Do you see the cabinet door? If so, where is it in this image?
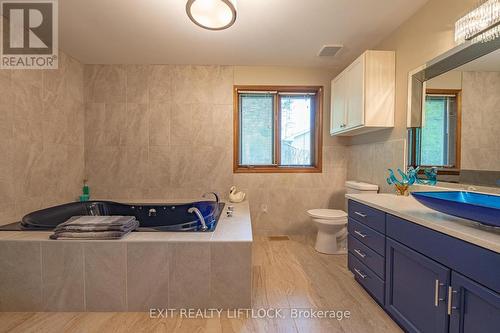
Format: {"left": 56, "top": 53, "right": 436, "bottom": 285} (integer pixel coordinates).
{"left": 346, "top": 56, "right": 364, "bottom": 129}
{"left": 330, "top": 74, "right": 347, "bottom": 134}
{"left": 386, "top": 238, "right": 450, "bottom": 333}
{"left": 449, "top": 271, "right": 500, "bottom": 333}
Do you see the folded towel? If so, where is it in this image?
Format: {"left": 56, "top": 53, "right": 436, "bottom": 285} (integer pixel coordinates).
{"left": 50, "top": 230, "right": 133, "bottom": 240}
{"left": 50, "top": 215, "right": 139, "bottom": 240}
{"left": 56, "top": 216, "right": 137, "bottom": 228}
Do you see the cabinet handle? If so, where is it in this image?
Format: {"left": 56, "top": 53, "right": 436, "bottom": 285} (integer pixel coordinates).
{"left": 447, "top": 286, "right": 452, "bottom": 315}
{"left": 354, "top": 211, "right": 367, "bottom": 218}
{"left": 353, "top": 249, "right": 366, "bottom": 258}
{"left": 354, "top": 230, "right": 367, "bottom": 238}
{"left": 447, "top": 286, "right": 459, "bottom": 315}
{"left": 434, "top": 280, "right": 445, "bottom": 307}
{"left": 354, "top": 268, "right": 367, "bottom": 279}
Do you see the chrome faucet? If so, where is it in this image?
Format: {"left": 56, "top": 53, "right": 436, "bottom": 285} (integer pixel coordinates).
{"left": 188, "top": 207, "right": 208, "bottom": 231}
{"left": 202, "top": 191, "right": 220, "bottom": 204}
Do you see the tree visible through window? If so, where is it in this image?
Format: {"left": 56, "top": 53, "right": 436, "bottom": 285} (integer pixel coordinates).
{"left": 234, "top": 86, "right": 322, "bottom": 173}
{"left": 280, "top": 95, "right": 312, "bottom": 166}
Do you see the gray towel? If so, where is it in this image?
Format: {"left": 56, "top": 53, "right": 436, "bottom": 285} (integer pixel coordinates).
{"left": 50, "top": 215, "right": 139, "bottom": 240}
{"left": 56, "top": 216, "right": 137, "bottom": 228}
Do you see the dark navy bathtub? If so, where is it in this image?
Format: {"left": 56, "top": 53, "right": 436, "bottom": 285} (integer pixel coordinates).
{"left": 3, "top": 200, "right": 224, "bottom": 232}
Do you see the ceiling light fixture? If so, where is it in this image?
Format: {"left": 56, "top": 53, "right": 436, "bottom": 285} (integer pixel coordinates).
{"left": 455, "top": 0, "right": 500, "bottom": 43}
{"left": 186, "top": 0, "right": 237, "bottom": 31}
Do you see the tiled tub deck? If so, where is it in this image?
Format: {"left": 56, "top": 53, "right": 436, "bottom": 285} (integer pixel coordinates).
{"left": 0, "top": 201, "right": 252, "bottom": 312}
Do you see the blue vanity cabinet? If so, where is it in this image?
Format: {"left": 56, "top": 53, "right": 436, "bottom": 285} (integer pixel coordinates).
{"left": 386, "top": 214, "right": 500, "bottom": 333}
{"left": 385, "top": 238, "right": 450, "bottom": 333}
{"left": 347, "top": 199, "right": 500, "bottom": 333}
{"left": 347, "top": 200, "right": 387, "bottom": 305}
{"left": 449, "top": 272, "right": 500, "bottom": 333}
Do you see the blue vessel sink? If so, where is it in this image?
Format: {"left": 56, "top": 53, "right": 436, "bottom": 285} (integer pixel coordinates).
{"left": 411, "top": 191, "right": 500, "bottom": 227}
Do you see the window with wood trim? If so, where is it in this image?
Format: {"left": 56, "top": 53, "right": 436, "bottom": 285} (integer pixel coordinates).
{"left": 233, "top": 86, "right": 323, "bottom": 173}
{"left": 408, "top": 89, "right": 461, "bottom": 175}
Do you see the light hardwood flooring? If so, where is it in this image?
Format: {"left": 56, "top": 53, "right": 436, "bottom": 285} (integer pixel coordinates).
{"left": 0, "top": 236, "right": 402, "bottom": 333}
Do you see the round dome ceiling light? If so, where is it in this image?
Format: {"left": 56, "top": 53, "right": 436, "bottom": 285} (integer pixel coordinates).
{"left": 186, "top": 0, "right": 237, "bottom": 31}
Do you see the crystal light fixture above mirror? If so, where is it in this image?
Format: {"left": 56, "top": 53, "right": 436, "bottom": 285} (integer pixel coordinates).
{"left": 186, "top": 0, "right": 237, "bottom": 31}
{"left": 455, "top": 0, "right": 500, "bottom": 43}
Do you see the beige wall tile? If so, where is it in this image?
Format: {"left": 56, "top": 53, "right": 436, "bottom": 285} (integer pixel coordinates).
{"left": 41, "top": 242, "right": 85, "bottom": 311}
{"left": 149, "top": 103, "right": 171, "bottom": 146}
{"left": 0, "top": 71, "right": 13, "bottom": 142}
{"left": 84, "top": 65, "right": 126, "bottom": 103}
{"left": 461, "top": 72, "right": 500, "bottom": 171}
{"left": 210, "top": 242, "right": 251, "bottom": 309}
{"left": 149, "top": 65, "right": 173, "bottom": 103}
{"left": 121, "top": 103, "right": 149, "bottom": 147}
{"left": 84, "top": 243, "right": 127, "bottom": 311}
{"left": 127, "top": 243, "right": 169, "bottom": 311}
{"left": 0, "top": 241, "right": 42, "bottom": 311}
{"left": 126, "top": 65, "right": 151, "bottom": 104}
{"left": 169, "top": 242, "right": 210, "bottom": 308}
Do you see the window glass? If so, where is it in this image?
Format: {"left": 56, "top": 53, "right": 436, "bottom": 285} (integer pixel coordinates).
{"left": 239, "top": 94, "right": 274, "bottom": 165}
{"left": 421, "top": 95, "right": 458, "bottom": 167}
{"left": 280, "top": 95, "right": 313, "bottom": 166}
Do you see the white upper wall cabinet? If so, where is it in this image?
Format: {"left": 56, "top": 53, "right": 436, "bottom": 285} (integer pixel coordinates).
{"left": 330, "top": 50, "right": 395, "bottom": 136}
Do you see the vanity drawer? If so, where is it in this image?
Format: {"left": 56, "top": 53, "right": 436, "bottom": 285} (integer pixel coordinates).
{"left": 348, "top": 253, "right": 385, "bottom": 305}
{"left": 348, "top": 235, "right": 385, "bottom": 279}
{"left": 348, "top": 200, "right": 386, "bottom": 233}
{"left": 348, "top": 218, "right": 385, "bottom": 256}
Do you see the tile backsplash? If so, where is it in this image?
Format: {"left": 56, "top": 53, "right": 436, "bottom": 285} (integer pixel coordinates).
{"left": 347, "top": 138, "right": 406, "bottom": 194}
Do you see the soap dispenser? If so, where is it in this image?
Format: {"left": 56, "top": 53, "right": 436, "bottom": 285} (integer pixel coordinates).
{"left": 79, "top": 179, "right": 90, "bottom": 202}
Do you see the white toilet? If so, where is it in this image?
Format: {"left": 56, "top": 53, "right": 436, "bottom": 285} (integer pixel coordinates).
{"left": 307, "top": 181, "right": 379, "bottom": 254}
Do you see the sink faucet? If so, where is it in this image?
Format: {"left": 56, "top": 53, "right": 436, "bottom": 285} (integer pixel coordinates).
{"left": 188, "top": 207, "right": 208, "bottom": 231}
{"left": 202, "top": 191, "right": 219, "bottom": 204}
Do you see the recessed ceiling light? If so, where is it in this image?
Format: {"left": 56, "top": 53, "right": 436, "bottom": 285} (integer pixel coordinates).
{"left": 186, "top": 0, "right": 237, "bottom": 31}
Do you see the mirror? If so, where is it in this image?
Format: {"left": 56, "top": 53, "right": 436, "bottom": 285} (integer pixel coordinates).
{"left": 407, "top": 38, "right": 500, "bottom": 187}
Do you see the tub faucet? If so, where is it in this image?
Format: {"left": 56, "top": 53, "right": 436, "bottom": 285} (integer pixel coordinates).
{"left": 188, "top": 207, "right": 208, "bottom": 231}
{"left": 202, "top": 191, "right": 219, "bottom": 204}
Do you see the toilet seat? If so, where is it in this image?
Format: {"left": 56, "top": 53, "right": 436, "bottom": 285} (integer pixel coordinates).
{"left": 307, "top": 209, "right": 347, "bottom": 220}
{"left": 313, "top": 218, "right": 347, "bottom": 226}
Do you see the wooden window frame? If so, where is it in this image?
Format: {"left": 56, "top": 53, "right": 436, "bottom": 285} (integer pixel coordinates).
{"left": 417, "top": 89, "right": 462, "bottom": 175}
{"left": 233, "top": 85, "right": 323, "bottom": 173}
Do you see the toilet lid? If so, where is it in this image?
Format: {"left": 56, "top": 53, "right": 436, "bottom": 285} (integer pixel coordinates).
{"left": 307, "top": 209, "right": 347, "bottom": 220}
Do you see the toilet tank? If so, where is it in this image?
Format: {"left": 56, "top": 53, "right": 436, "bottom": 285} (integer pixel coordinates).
{"left": 345, "top": 181, "right": 379, "bottom": 194}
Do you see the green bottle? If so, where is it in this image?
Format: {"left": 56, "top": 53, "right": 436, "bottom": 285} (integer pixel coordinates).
{"left": 80, "top": 179, "right": 90, "bottom": 202}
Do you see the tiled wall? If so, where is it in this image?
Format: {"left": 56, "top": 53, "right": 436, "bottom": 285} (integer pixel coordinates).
{"left": 0, "top": 239, "right": 251, "bottom": 311}
{"left": 0, "top": 53, "right": 85, "bottom": 226}
{"left": 461, "top": 72, "right": 500, "bottom": 172}
{"left": 347, "top": 139, "right": 405, "bottom": 194}
{"left": 84, "top": 65, "right": 347, "bottom": 235}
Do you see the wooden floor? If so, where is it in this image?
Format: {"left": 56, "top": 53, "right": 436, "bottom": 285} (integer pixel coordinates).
{"left": 0, "top": 236, "right": 402, "bottom": 333}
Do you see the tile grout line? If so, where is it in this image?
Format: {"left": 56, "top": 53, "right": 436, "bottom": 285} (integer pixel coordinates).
{"left": 39, "top": 241, "right": 43, "bottom": 310}
{"left": 125, "top": 243, "right": 128, "bottom": 311}
{"left": 82, "top": 243, "right": 86, "bottom": 311}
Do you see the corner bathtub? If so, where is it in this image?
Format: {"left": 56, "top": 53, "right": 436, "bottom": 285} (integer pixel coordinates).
{"left": 8, "top": 200, "right": 225, "bottom": 232}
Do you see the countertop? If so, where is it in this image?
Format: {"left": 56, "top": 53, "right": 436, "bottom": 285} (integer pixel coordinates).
{"left": 0, "top": 200, "right": 252, "bottom": 243}
{"left": 346, "top": 193, "right": 500, "bottom": 254}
